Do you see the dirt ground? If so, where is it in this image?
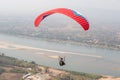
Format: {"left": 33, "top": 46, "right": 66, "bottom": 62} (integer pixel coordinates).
{"left": 0, "top": 73, "right": 23, "bottom": 80}
{"left": 99, "top": 76, "right": 120, "bottom": 80}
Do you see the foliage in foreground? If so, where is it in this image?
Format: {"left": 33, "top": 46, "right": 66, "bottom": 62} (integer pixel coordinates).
{"left": 0, "top": 54, "right": 36, "bottom": 68}
{"left": 0, "top": 68, "right": 5, "bottom": 74}
{"left": 0, "top": 53, "right": 102, "bottom": 80}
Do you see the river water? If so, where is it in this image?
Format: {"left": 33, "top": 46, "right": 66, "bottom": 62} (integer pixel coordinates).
{"left": 0, "top": 34, "right": 120, "bottom": 76}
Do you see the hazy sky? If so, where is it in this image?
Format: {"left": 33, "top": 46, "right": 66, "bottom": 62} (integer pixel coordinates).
{"left": 0, "top": 0, "right": 120, "bottom": 24}
{"left": 0, "top": 0, "right": 119, "bottom": 13}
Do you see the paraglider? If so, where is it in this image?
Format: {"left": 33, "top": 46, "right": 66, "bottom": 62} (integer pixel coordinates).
{"left": 58, "top": 56, "right": 65, "bottom": 66}
{"left": 34, "top": 8, "right": 90, "bottom": 66}
{"left": 34, "top": 8, "right": 89, "bottom": 30}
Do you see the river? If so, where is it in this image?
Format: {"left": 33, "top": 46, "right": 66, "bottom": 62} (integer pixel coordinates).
{"left": 0, "top": 34, "right": 120, "bottom": 76}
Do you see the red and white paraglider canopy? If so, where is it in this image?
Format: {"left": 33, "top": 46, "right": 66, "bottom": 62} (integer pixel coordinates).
{"left": 34, "top": 8, "right": 89, "bottom": 30}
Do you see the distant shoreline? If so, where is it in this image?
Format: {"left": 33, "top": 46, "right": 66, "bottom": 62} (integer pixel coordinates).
{"left": 42, "top": 38, "right": 120, "bottom": 50}
{"left": 0, "top": 41, "right": 103, "bottom": 58}
{"left": 0, "top": 33, "right": 119, "bottom": 51}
